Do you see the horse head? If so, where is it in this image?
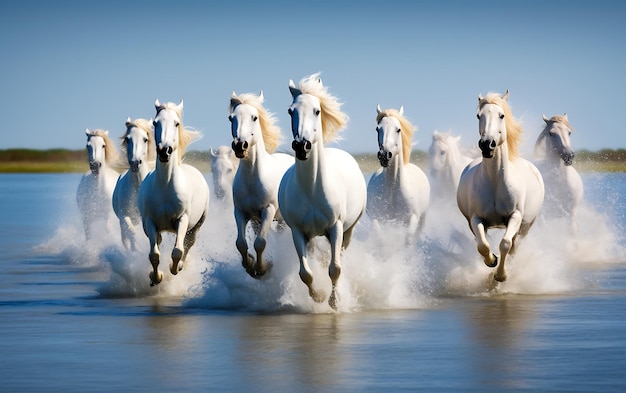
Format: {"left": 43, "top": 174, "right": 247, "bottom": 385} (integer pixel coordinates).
{"left": 477, "top": 90, "right": 510, "bottom": 158}
{"left": 375, "top": 104, "right": 406, "bottom": 168}
{"left": 541, "top": 114, "right": 575, "bottom": 166}
{"left": 85, "top": 128, "right": 108, "bottom": 175}
{"left": 288, "top": 79, "right": 323, "bottom": 161}
{"left": 229, "top": 91, "right": 265, "bottom": 159}
{"left": 124, "top": 118, "right": 152, "bottom": 172}
{"left": 153, "top": 99, "right": 183, "bottom": 163}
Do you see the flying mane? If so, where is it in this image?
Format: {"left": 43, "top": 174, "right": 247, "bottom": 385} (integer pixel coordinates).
{"left": 119, "top": 117, "right": 156, "bottom": 170}
{"left": 376, "top": 108, "right": 415, "bottom": 165}
{"left": 229, "top": 92, "right": 282, "bottom": 153}
{"left": 296, "top": 72, "right": 348, "bottom": 144}
{"left": 155, "top": 101, "right": 201, "bottom": 163}
{"left": 86, "top": 128, "right": 120, "bottom": 165}
{"left": 477, "top": 92, "right": 522, "bottom": 160}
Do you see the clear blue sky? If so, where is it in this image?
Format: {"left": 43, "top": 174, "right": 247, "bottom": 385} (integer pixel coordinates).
{"left": 1, "top": 0, "right": 625, "bottom": 154}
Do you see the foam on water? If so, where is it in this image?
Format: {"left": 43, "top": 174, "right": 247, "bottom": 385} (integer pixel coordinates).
{"left": 35, "top": 176, "right": 625, "bottom": 313}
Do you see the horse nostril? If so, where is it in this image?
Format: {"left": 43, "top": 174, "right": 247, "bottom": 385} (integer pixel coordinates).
{"left": 305, "top": 140, "right": 311, "bottom": 150}
{"left": 167, "top": 146, "right": 173, "bottom": 155}
{"left": 243, "top": 141, "right": 249, "bottom": 149}
{"left": 490, "top": 140, "right": 497, "bottom": 148}
{"left": 387, "top": 152, "right": 392, "bottom": 159}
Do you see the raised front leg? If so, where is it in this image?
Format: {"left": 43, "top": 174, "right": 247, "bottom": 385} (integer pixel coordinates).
{"left": 234, "top": 208, "right": 255, "bottom": 277}
{"left": 143, "top": 218, "right": 163, "bottom": 286}
{"left": 327, "top": 220, "right": 344, "bottom": 310}
{"left": 470, "top": 215, "right": 497, "bottom": 268}
{"left": 496, "top": 210, "right": 522, "bottom": 282}
{"left": 292, "top": 229, "right": 325, "bottom": 303}
{"left": 253, "top": 205, "right": 277, "bottom": 277}
{"left": 171, "top": 213, "right": 189, "bottom": 275}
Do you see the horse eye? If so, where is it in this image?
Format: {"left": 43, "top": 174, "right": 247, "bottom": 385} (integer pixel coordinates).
{"left": 499, "top": 113, "right": 505, "bottom": 119}
{"left": 315, "top": 109, "right": 321, "bottom": 116}
{"left": 287, "top": 108, "right": 293, "bottom": 116}
{"left": 396, "top": 128, "right": 401, "bottom": 133}
{"left": 175, "top": 121, "right": 180, "bottom": 127}
{"left": 252, "top": 115, "right": 258, "bottom": 122}
{"left": 143, "top": 137, "right": 148, "bottom": 143}
{"left": 228, "top": 115, "right": 233, "bottom": 122}
{"left": 476, "top": 114, "right": 480, "bottom": 120}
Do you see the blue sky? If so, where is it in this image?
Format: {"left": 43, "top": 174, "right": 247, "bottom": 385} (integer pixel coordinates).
{"left": 1, "top": 0, "right": 625, "bottom": 155}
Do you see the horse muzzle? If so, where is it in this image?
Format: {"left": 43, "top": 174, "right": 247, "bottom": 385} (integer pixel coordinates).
{"left": 377, "top": 150, "right": 392, "bottom": 167}
{"left": 157, "top": 146, "right": 173, "bottom": 162}
{"left": 232, "top": 141, "right": 249, "bottom": 159}
{"left": 89, "top": 161, "right": 101, "bottom": 175}
{"left": 129, "top": 160, "right": 141, "bottom": 172}
{"left": 561, "top": 151, "right": 575, "bottom": 166}
{"left": 478, "top": 139, "right": 497, "bottom": 158}
{"left": 292, "top": 139, "right": 312, "bottom": 161}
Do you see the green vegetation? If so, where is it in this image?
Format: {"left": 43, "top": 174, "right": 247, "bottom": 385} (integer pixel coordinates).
{"left": 0, "top": 148, "right": 625, "bottom": 173}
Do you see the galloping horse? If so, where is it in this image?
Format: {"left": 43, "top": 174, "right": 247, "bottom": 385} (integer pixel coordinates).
{"left": 534, "top": 113, "right": 583, "bottom": 233}
{"left": 112, "top": 118, "right": 155, "bottom": 251}
{"left": 278, "top": 73, "right": 367, "bottom": 309}
{"left": 229, "top": 91, "right": 294, "bottom": 278}
{"left": 137, "top": 100, "right": 210, "bottom": 286}
{"left": 428, "top": 130, "right": 475, "bottom": 202}
{"left": 76, "top": 128, "right": 120, "bottom": 241}
{"left": 457, "top": 91, "right": 544, "bottom": 282}
{"left": 367, "top": 105, "right": 430, "bottom": 243}
{"left": 209, "top": 145, "right": 239, "bottom": 203}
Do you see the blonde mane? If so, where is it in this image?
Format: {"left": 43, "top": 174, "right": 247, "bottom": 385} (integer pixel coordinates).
{"left": 376, "top": 108, "right": 416, "bottom": 165}
{"left": 86, "top": 128, "right": 120, "bottom": 165}
{"left": 478, "top": 92, "right": 522, "bottom": 160}
{"left": 119, "top": 118, "right": 156, "bottom": 170}
{"left": 296, "top": 73, "right": 348, "bottom": 144}
{"left": 229, "top": 92, "right": 282, "bottom": 153}
{"left": 156, "top": 101, "right": 201, "bottom": 163}
{"left": 545, "top": 114, "right": 573, "bottom": 131}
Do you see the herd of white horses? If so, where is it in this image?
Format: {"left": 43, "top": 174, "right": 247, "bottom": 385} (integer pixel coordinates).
{"left": 76, "top": 73, "right": 583, "bottom": 309}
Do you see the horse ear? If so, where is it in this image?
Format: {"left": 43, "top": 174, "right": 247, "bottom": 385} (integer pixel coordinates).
{"left": 503, "top": 90, "right": 510, "bottom": 101}
{"left": 259, "top": 90, "right": 264, "bottom": 102}
{"left": 125, "top": 117, "right": 132, "bottom": 127}
{"left": 542, "top": 114, "right": 550, "bottom": 124}
{"left": 178, "top": 100, "right": 184, "bottom": 111}
{"left": 289, "top": 80, "right": 301, "bottom": 98}
{"left": 155, "top": 99, "right": 161, "bottom": 108}
{"left": 85, "top": 128, "right": 91, "bottom": 135}
{"left": 478, "top": 94, "right": 483, "bottom": 102}
{"left": 454, "top": 135, "right": 462, "bottom": 143}
{"left": 376, "top": 104, "right": 382, "bottom": 115}
{"left": 563, "top": 112, "right": 568, "bottom": 119}
{"left": 210, "top": 147, "right": 217, "bottom": 157}
{"left": 399, "top": 105, "right": 404, "bottom": 116}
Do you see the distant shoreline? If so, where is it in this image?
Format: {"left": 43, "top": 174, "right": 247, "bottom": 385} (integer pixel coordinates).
{"left": 0, "top": 148, "right": 624, "bottom": 173}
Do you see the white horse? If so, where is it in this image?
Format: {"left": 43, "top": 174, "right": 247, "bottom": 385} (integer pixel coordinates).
{"left": 278, "top": 73, "right": 367, "bottom": 309}
{"left": 457, "top": 91, "right": 544, "bottom": 282}
{"left": 112, "top": 118, "right": 155, "bottom": 251}
{"left": 229, "top": 91, "right": 294, "bottom": 278}
{"left": 367, "top": 105, "right": 430, "bottom": 243}
{"left": 137, "top": 100, "right": 210, "bottom": 286}
{"left": 428, "top": 130, "right": 475, "bottom": 202}
{"left": 76, "top": 129, "right": 120, "bottom": 241}
{"left": 534, "top": 113, "right": 584, "bottom": 233}
{"left": 209, "top": 145, "right": 239, "bottom": 203}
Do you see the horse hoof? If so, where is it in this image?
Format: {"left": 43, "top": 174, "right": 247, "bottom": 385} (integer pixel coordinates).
{"left": 485, "top": 254, "right": 498, "bottom": 268}
{"left": 494, "top": 272, "right": 507, "bottom": 282}
{"left": 310, "top": 289, "right": 326, "bottom": 303}
{"left": 328, "top": 292, "right": 338, "bottom": 310}
{"left": 252, "top": 262, "right": 273, "bottom": 279}
{"left": 149, "top": 270, "right": 163, "bottom": 286}
{"left": 170, "top": 262, "right": 183, "bottom": 275}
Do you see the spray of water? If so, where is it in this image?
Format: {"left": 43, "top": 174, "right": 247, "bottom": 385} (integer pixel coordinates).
{"left": 36, "top": 175, "right": 625, "bottom": 313}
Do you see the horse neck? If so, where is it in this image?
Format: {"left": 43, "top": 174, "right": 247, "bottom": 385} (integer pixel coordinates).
{"left": 133, "top": 163, "right": 151, "bottom": 184}
{"left": 240, "top": 138, "right": 271, "bottom": 174}
{"left": 383, "top": 151, "right": 405, "bottom": 185}
{"left": 482, "top": 142, "right": 513, "bottom": 182}
{"left": 545, "top": 146, "right": 567, "bottom": 169}
{"left": 294, "top": 140, "right": 327, "bottom": 192}
{"left": 154, "top": 151, "right": 181, "bottom": 184}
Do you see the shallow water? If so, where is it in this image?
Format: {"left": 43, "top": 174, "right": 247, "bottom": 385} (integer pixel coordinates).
{"left": 1, "top": 172, "right": 625, "bottom": 392}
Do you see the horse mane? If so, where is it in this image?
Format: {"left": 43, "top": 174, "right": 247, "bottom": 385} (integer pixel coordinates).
{"left": 229, "top": 92, "right": 282, "bottom": 153}
{"left": 86, "top": 128, "right": 120, "bottom": 165}
{"left": 156, "top": 101, "right": 201, "bottom": 163}
{"left": 377, "top": 108, "right": 416, "bottom": 165}
{"left": 546, "top": 114, "right": 573, "bottom": 131}
{"left": 296, "top": 72, "right": 348, "bottom": 144}
{"left": 119, "top": 118, "right": 156, "bottom": 170}
{"left": 478, "top": 92, "right": 522, "bottom": 160}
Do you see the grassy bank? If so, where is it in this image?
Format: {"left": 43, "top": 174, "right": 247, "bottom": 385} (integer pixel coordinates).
{"left": 1, "top": 148, "right": 625, "bottom": 173}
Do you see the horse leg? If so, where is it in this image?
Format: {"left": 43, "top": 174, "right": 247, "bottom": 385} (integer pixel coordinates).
{"left": 182, "top": 211, "right": 206, "bottom": 262}
{"left": 253, "top": 205, "right": 276, "bottom": 277}
{"left": 328, "top": 221, "right": 344, "bottom": 310}
{"left": 470, "top": 215, "right": 497, "bottom": 267}
{"left": 120, "top": 217, "right": 134, "bottom": 251}
{"left": 171, "top": 213, "right": 189, "bottom": 275}
{"left": 496, "top": 210, "right": 522, "bottom": 282}
{"left": 235, "top": 209, "right": 255, "bottom": 277}
{"left": 293, "top": 229, "right": 325, "bottom": 303}
{"left": 144, "top": 219, "right": 163, "bottom": 286}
